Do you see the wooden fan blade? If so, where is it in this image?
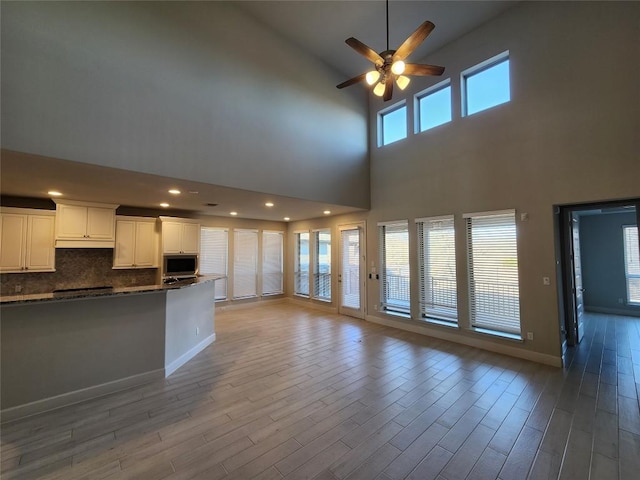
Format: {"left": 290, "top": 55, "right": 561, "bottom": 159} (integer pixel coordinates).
{"left": 394, "top": 21, "right": 435, "bottom": 61}
{"left": 383, "top": 79, "right": 393, "bottom": 102}
{"left": 404, "top": 64, "right": 445, "bottom": 76}
{"left": 346, "top": 37, "right": 384, "bottom": 66}
{"left": 336, "top": 73, "right": 367, "bottom": 89}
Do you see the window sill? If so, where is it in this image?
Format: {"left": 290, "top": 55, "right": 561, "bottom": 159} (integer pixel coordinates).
{"left": 382, "top": 309, "right": 411, "bottom": 319}
{"left": 312, "top": 297, "right": 332, "bottom": 303}
{"left": 472, "top": 327, "right": 522, "bottom": 342}
{"left": 294, "top": 294, "right": 310, "bottom": 299}
{"left": 421, "top": 317, "right": 459, "bottom": 329}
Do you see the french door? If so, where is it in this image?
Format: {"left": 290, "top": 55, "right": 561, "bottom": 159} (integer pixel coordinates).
{"left": 338, "top": 223, "right": 366, "bottom": 318}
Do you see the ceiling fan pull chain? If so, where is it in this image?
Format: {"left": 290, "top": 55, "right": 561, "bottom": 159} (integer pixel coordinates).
{"left": 386, "top": 0, "right": 389, "bottom": 52}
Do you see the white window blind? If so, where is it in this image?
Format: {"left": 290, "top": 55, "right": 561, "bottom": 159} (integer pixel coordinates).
{"left": 262, "top": 231, "right": 283, "bottom": 296}
{"left": 233, "top": 229, "right": 258, "bottom": 299}
{"left": 295, "top": 232, "right": 310, "bottom": 296}
{"left": 417, "top": 216, "right": 457, "bottom": 323}
{"left": 379, "top": 221, "right": 410, "bottom": 315}
{"left": 465, "top": 210, "right": 521, "bottom": 335}
{"left": 623, "top": 225, "right": 640, "bottom": 305}
{"left": 200, "top": 227, "right": 228, "bottom": 300}
{"left": 341, "top": 228, "right": 361, "bottom": 310}
{"left": 313, "top": 230, "right": 331, "bottom": 301}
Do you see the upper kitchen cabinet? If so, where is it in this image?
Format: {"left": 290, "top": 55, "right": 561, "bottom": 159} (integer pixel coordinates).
{"left": 160, "top": 217, "right": 200, "bottom": 254}
{"left": 0, "top": 208, "right": 55, "bottom": 273}
{"left": 113, "top": 216, "right": 158, "bottom": 269}
{"left": 54, "top": 200, "right": 119, "bottom": 248}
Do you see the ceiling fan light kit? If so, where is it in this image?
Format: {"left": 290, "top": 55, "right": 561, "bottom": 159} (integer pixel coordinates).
{"left": 337, "top": 0, "right": 444, "bottom": 101}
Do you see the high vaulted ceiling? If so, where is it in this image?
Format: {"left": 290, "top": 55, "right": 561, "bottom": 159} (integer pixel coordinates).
{"left": 237, "top": 1, "right": 517, "bottom": 79}
{"left": 1, "top": 1, "right": 517, "bottom": 221}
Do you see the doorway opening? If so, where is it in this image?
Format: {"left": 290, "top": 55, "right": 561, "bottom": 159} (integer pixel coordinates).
{"left": 555, "top": 198, "right": 640, "bottom": 366}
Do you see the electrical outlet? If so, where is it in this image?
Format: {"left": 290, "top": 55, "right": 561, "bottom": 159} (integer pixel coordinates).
{"left": 527, "top": 332, "right": 534, "bottom": 341}
{"left": 15, "top": 285, "right": 22, "bottom": 293}
{"left": 374, "top": 304, "right": 378, "bottom": 311}
{"left": 542, "top": 277, "right": 550, "bottom": 286}
{"left": 618, "top": 298, "right": 624, "bottom": 304}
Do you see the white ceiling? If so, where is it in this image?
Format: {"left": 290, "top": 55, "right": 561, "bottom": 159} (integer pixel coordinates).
{"left": 1, "top": 1, "right": 518, "bottom": 221}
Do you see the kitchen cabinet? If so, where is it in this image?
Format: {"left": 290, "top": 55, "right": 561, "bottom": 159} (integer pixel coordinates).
{"left": 54, "top": 201, "right": 118, "bottom": 248}
{"left": 161, "top": 219, "right": 200, "bottom": 254}
{"left": 113, "top": 217, "right": 158, "bottom": 269}
{"left": 0, "top": 208, "right": 55, "bottom": 273}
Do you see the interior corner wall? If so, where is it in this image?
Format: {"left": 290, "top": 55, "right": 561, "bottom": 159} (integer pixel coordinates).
{"left": 580, "top": 212, "right": 640, "bottom": 317}
{"left": 0, "top": 1, "right": 369, "bottom": 209}
{"left": 365, "top": 1, "right": 640, "bottom": 360}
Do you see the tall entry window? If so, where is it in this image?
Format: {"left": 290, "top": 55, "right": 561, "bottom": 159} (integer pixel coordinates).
{"left": 313, "top": 230, "right": 331, "bottom": 301}
{"left": 624, "top": 225, "right": 640, "bottom": 305}
{"left": 262, "top": 231, "right": 283, "bottom": 296}
{"left": 294, "top": 231, "right": 310, "bottom": 296}
{"left": 465, "top": 210, "right": 521, "bottom": 336}
{"left": 379, "top": 221, "right": 410, "bottom": 315}
{"left": 200, "top": 227, "right": 228, "bottom": 301}
{"left": 417, "top": 216, "right": 457, "bottom": 324}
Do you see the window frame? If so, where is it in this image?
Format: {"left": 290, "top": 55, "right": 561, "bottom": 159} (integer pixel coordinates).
{"left": 232, "top": 228, "right": 259, "bottom": 300}
{"left": 414, "top": 79, "right": 452, "bottom": 134}
{"left": 378, "top": 220, "right": 411, "bottom": 317}
{"left": 416, "top": 215, "right": 458, "bottom": 326}
{"left": 623, "top": 225, "right": 640, "bottom": 306}
{"left": 199, "top": 227, "right": 228, "bottom": 301}
{"left": 312, "top": 229, "right": 332, "bottom": 302}
{"left": 378, "top": 100, "right": 408, "bottom": 147}
{"left": 262, "top": 230, "right": 284, "bottom": 296}
{"left": 461, "top": 50, "right": 510, "bottom": 117}
{"left": 464, "top": 209, "right": 521, "bottom": 339}
{"left": 294, "top": 230, "right": 310, "bottom": 297}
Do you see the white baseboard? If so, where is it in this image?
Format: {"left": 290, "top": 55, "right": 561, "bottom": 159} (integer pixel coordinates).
{"left": 286, "top": 297, "right": 338, "bottom": 314}
{"left": 217, "top": 297, "right": 287, "bottom": 312}
{"left": 365, "top": 314, "right": 562, "bottom": 368}
{"left": 165, "top": 333, "right": 216, "bottom": 377}
{"left": 0, "top": 369, "right": 165, "bottom": 423}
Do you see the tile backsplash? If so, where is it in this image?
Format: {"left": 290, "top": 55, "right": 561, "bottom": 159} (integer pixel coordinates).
{"left": 0, "top": 249, "right": 157, "bottom": 296}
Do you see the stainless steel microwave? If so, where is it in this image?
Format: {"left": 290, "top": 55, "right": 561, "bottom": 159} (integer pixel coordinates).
{"left": 163, "top": 254, "right": 198, "bottom": 278}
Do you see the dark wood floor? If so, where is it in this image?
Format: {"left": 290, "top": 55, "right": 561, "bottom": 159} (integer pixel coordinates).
{"left": 1, "top": 303, "right": 640, "bottom": 480}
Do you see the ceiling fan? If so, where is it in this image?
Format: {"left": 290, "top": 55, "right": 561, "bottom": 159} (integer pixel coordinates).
{"left": 337, "top": 0, "right": 445, "bottom": 101}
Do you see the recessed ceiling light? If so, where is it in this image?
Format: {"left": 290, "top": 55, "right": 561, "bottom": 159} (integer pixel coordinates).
{"left": 168, "top": 189, "right": 181, "bottom": 195}
{"left": 48, "top": 190, "right": 63, "bottom": 196}
{"left": 265, "top": 202, "right": 274, "bottom": 207}
{"left": 284, "top": 217, "right": 290, "bottom": 221}
{"left": 188, "top": 191, "right": 199, "bottom": 194}
{"left": 323, "top": 210, "right": 331, "bottom": 215}
{"left": 160, "top": 203, "right": 170, "bottom": 208}
{"left": 230, "top": 211, "right": 238, "bottom": 216}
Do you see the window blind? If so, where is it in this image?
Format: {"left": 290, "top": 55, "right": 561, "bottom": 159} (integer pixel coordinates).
{"left": 233, "top": 229, "right": 258, "bottom": 299}
{"left": 417, "top": 216, "right": 457, "bottom": 323}
{"left": 200, "top": 227, "right": 228, "bottom": 300}
{"left": 294, "top": 232, "right": 310, "bottom": 296}
{"left": 262, "top": 231, "right": 283, "bottom": 296}
{"left": 465, "top": 210, "right": 521, "bottom": 335}
{"left": 313, "top": 230, "right": 331, "bottom": 301}
{"left": 623, "top": 225, "right": 640, "bottom": 304}
{"left": 379, "top": 221, "right": 410, "bottom": 315}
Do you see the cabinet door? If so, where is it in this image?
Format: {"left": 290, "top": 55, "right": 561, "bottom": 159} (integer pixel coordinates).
{"left": 162, "top": 222, "right": 183, "bottom": 254}
{"left": 181, "top": 223, "right": 200, "bottom": 254}
{"left": 0, "top": 214, "right": 27, "bottom": 272}
{"left": 56, "top": 204, "right": 87, "bottom": 239}
{"left": 86, "top": 207, "right": 115, "bottom": 240}
{"left": 114, "top": 220, "right": 136, "bottom": 267}
{"left": 134, "top": 221, "right": 157, "bottom": 267}
{"left": 25, "top": 215, "right": 55, "bottom": 272}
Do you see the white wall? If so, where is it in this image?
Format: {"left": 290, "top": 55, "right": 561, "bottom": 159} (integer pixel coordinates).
{"left": 365, "top": 1, "right": 640, "bottom": 360}
{"left": 0, "top": 1, "right": 369, "bottom": 208}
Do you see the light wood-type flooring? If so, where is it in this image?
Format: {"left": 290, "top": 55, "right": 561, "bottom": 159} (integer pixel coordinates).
{"left": 2, "top": 303, "right": 640, "bottom": 480}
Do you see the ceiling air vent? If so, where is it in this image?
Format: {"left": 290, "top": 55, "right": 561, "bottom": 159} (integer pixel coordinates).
{"left": 204, "top": 203, "right": 218, "bottom": 207}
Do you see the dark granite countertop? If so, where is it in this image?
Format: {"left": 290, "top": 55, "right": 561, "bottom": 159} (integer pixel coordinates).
{"left": 0, "top": 275, "right": 225, "bottom": 305}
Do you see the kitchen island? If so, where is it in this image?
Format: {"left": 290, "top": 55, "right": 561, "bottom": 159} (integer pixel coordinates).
{"left": 0, "top": 275, "right": 223, "bottom": 421}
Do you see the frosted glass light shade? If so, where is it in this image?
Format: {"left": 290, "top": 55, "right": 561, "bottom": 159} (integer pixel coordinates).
{"left": 391, "top": 60, "right": 405, "bottom": 75}
{"left": 373, "top": 82, "right": 386, "bottom": 96}
{"left": 396, "top": 75, "right": 410, "bottom": 90}
{"left": 365, "top": 70, "right": 381, "bottom": 85}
